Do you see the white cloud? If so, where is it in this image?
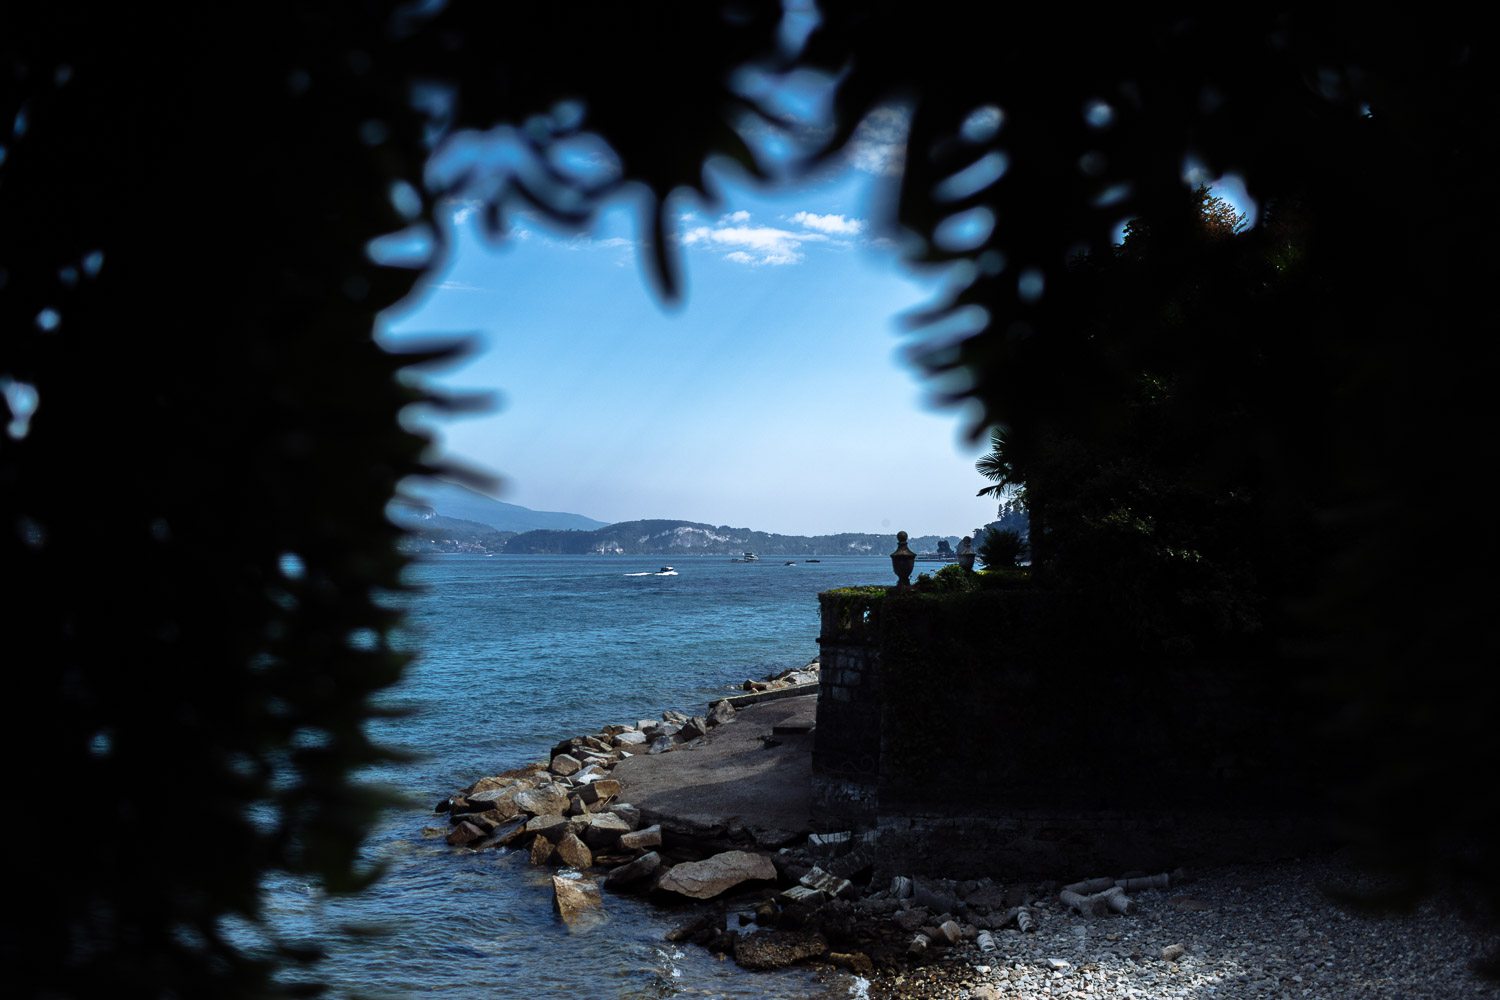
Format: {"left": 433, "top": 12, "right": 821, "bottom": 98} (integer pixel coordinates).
{"left": 725, "top": 210, "right": 751, "bottom": 223}
{"left": 789, "top": 211, "right": 863, "bottom": 236}
{"left": 682, "top": 222, "right": 827, "bottom": 266}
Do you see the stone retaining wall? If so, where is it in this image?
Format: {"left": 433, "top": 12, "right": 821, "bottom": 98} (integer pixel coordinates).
{"left": 812, "top": 586, "right": 1321, "bottom": 880}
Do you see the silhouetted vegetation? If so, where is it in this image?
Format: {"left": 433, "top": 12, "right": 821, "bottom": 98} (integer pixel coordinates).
{"left": 978, "top": 529, "right": 1023, "bottom": 570}
{"left": 4, "top": 3, "right": 1496, "bottom": 992}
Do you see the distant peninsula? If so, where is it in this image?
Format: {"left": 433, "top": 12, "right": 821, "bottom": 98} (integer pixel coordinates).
{"left": 392, "top": 480, "right": 977, "bottom": 556}
{"left": 501, "top": 520, "right": 960, "bottom": 557}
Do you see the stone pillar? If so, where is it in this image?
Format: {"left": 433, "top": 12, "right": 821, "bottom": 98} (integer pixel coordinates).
{"left": 811, "top": 591, "right": 884, "bottom": 829}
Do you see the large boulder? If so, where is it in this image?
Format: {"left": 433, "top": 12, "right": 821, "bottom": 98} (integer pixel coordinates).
{"left": 676, "top": 716, "right": 709, "bottom": 741}
{"left": 612, "top": 730, "right": 647, "bottom": 747}
{"left": 707, "top": 699, "right": 736, "bottom": 726}
{"left": 524, "top": 814, "right": 569, "bottom": 840}
{"left": 467, "top": 772, "right": 535, "bottom": 796}
{"left": 618, "top": 824, "right": 662, "bottom": 851}
{"left": 608, "top": 803, "right": 641, "bottom": 828}
{"left": 734, "top": 930, "right": 828, "bottom": 970}
{"left": 486, "top": 817, "right": 530, "bottom": 848}
{"left": 445, "top": 821, "right": 485, "bottom": 847}
{"left": 603, "top": 851, "right": 662, "bottom": 891}
{"left": 552, "top": 874, "right": 605, "bottom": 930}
{"left": 550, "top": 754, "right": 582, "bottom": 777}
{"left": 514, "top": 783, "right": 570, "bottom": 816}
{"left": 529, "top": 836, "right": 556, "bottom": 866}
{"left": 579, "top": 779, "right": 621, "bottom": 806}
{"left": 555, "top": 831, "right": 593, "bottom": 869}
{"left": 655, "top": 851, "right": 777, "bottom": 900}
{"left": 581, "top": 812, "right": 632, "bottom": 848}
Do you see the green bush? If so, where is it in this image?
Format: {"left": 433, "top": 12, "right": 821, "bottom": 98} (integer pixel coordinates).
{"left": 979, "top": 529, "right": 1024, "bottom": 568}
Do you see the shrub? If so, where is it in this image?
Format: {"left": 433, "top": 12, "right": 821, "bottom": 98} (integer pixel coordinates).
{"left": 979, "top": 529, "right": 1024, "bottom": 568}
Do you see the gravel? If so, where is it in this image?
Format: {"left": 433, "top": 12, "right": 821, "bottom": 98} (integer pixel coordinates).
{"left": 861, "top": 853, "right": 1500, "bottom": 999}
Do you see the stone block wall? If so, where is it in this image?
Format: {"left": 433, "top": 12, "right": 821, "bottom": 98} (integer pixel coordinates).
{"left": 811, "top": 585, "right": 1321, "bottom": 881}
{"left": 811, "top": 590, "right": 885, "bottom": 827}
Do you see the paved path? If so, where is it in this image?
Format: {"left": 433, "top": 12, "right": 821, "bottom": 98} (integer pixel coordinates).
{"left": 612, "top": 693, "right": 817, "bottom": 846}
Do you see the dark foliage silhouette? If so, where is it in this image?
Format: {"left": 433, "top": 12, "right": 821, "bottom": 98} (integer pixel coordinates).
{"left": 4, "top": 3, "right": 1496, "bottom": 992}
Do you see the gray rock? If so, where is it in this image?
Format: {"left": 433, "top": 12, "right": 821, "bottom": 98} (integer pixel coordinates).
{"left": 648, "top": 736, "right": 675, "bottom": 755}
{"left": 467, "top": 773, "right": 533, "bottom": 796}
{"left": 1162, "top": 943, "right": 1186, "bottom": 962}
{"left": 734, "top": 930, "right": 827, "bottom": 971}
{"left": 655, "top": 850, "right": 778, "bottom": 900}
{"left": 524, "top": 814, "right": 569, "bottom": 840}
{"left": 707, "top": 699, "right": 736, "bottom": 726}
{"left": 514, "top": 783, "right": 569, "bottom": 817}
{"left": 662, "top": 709, "right": 689, "bottom": 724}
{"left": 779, "top": 885, "right": 826, "bottom": 906}
{"left": 445, "top": 821, "right": 485, "bottom": 847}
{"left": 677, "top": 716, "right": 709, "bottom": 741}
{"left": 467, "top": 782, "right": 527, "bottom": 805}
{"left": 484, "top": 817, "right": 530, "bottom": 848}
{"left": 552, "top": 874, "right": 605, "bottom": 929}
{"left": 579, "top": 779, "right": 620, "bottom": 805}
{"left": 608, "top": 803, "right": 641, "bottom": 828}
{"left": 582, "top": 812, "right": 632, "bottom": 847}
{"left": 937, "top": 920, "right": 963, "bottom": 945}
{"left": 529, "top": 836, "right": 556, "bottom": 866}
{"left": 618, "top": 824, "right": 661, "bottom": 850}
{"left": 555, "top": 831, "right": 593, "bottom": 869}
{"left": 549, "top": 754, "right": 582, "bottom": 776}
{"left": 603, "top": 851, "right": 662, "bottom": 891}
{"left": 800, "top": 866, "right": 854, "bottom": 899}
{"left": 462, "top": 809, "right": 508, "bottom": 833}
{"left": 612, "top": 731, "right": 647, "bottom": 747}
{"left": 912, "top": 882, "right": 960, "bottom": 915}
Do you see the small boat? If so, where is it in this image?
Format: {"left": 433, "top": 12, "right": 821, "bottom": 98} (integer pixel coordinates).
{"left": 731, "top": 551, "right": 759, "bottom": 563}
{"left": 784, "top": 560, "right": 797, "bottom": 566}
{"left": 805, "top": 559, "right": 821, "bottom": 563}
{"left": 657, "top": 566, "right": 677, "bottom": 575}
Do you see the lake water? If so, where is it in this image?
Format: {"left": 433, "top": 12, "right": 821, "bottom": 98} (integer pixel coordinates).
{"left": 262, "top": 553, "right": 896, "bottom": 998}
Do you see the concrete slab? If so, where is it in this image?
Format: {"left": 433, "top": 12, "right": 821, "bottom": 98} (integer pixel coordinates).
{"left": 612, "top": 694, "right": 817, "bottom": 846}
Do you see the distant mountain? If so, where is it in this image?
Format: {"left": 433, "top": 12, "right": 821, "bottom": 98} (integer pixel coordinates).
{"left": 391, "top": 480, "right": 607, "bottom": 533}
{"left": 395, "top": 514, "right": 515, "bottom": 555}
{"left": 502, "top": 519, "right": 960, "bottom": 556}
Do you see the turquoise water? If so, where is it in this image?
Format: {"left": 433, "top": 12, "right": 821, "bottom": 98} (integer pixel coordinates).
{"left": 263, "top": 553, "right": 894, "bottom": 998}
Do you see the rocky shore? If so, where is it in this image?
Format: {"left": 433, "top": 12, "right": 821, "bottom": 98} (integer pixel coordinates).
{"left": 428, "top": 661, "right": 1500, "bottom": 997}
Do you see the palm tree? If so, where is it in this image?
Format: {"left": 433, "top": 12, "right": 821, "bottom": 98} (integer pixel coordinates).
{"left": 975, "top": 427, "right": 1021, "bottom": 506}
{"left": 976, "top": 426, "right": 1045, "bottom": 571}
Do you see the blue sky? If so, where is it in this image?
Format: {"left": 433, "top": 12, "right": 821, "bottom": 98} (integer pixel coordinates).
{"left": 378, "top": 112, "right": 1004, "bottom": 538}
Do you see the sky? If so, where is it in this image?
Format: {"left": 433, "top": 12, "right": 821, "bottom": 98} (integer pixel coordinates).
{"left": 377, "top": 111, "right": 1006, "bottom": 538}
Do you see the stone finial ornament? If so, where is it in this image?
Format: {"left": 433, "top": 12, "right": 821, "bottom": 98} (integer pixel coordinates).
{"left": 890, "top": 530, "right": 916, "bottom": 589}
{"left": 956, "top": 535, "right": 976, "bottom": 571}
